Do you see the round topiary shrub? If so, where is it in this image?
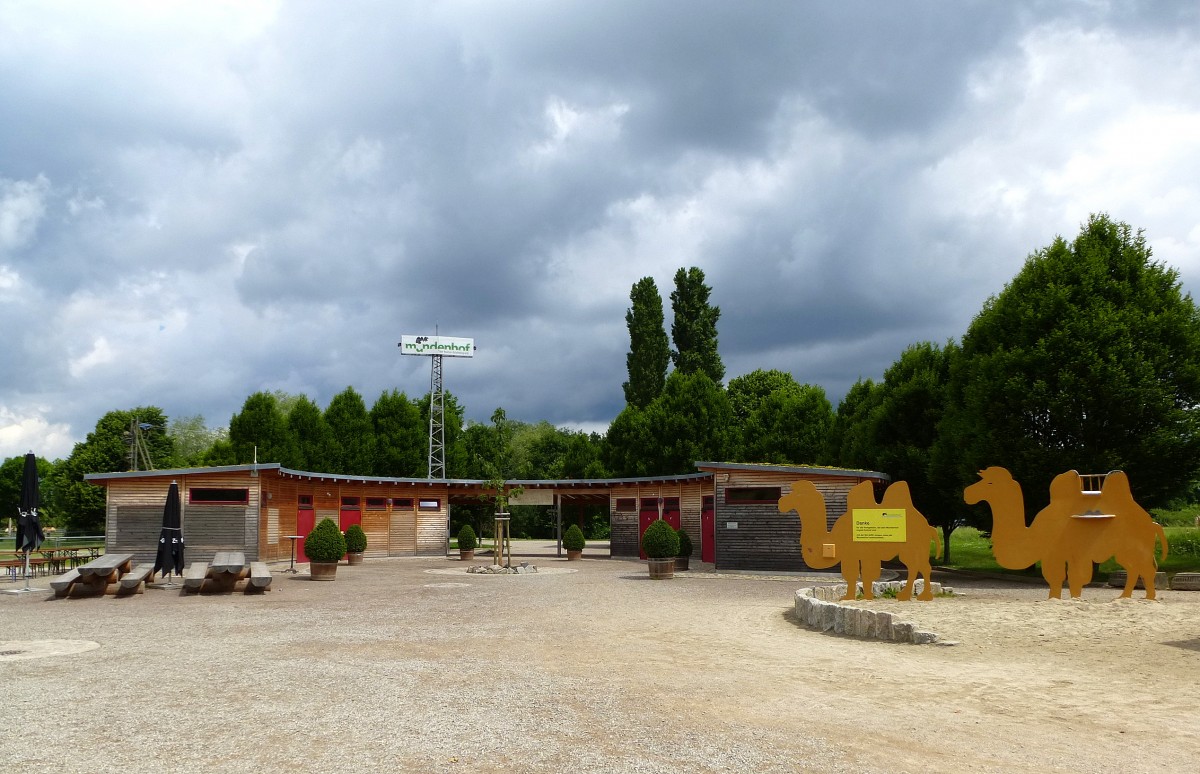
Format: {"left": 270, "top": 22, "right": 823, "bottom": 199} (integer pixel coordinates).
{"left": 344, "top": 523, "right": 367, "bottom": 553}
{"left": 458, "top": 524, "right": 477, "bottom": 552}
{"left": 676, "top": 528, "right": 693, "bottom": 558}
{"left": 641, "top": 519, "right": 679, "bottom": 559}
{"left": 305, "top": 517, "right": 347, "bottom": 563}
{"left": 563, "top": 524, "right": 586, "bottom": 552}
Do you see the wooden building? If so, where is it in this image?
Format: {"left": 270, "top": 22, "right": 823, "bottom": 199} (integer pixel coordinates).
{"left": 86, "top": 461, "right": 886, "bottom": 572}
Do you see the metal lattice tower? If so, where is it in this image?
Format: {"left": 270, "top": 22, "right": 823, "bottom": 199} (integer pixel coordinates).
{"left": 126, "top": 419, "right": 155, "bottom": 472}
{"left": 427, "top": 354, "right": 445, "bottom": 479}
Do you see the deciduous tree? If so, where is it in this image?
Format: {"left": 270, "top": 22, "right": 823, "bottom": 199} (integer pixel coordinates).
{"left": 939, "top": 214, "right": 1200, "bottom": 513}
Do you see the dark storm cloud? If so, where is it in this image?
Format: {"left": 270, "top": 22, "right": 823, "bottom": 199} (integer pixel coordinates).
{"left": 1, "top": 1, "right": 1199, "bottom": 458}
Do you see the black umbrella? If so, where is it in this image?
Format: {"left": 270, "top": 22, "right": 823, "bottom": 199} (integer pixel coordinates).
{"left": 11, "top": 452, "right": 45, "bottom": 592}
{"left": 151, "top": 481, "right": 185, "bottom": 581}
{"left": 15, "top": 452, "right": 44, "bottom": 555}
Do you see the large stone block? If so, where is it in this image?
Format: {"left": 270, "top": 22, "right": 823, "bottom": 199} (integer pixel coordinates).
{"left": 1108, "top": 571, "right": 1167, "bottom": 590}
{"left": 874, "top": 611, "right": 895, "bottom": 641}
{"left": 1171, "top": 573, "right": 1200, "bottom": 591}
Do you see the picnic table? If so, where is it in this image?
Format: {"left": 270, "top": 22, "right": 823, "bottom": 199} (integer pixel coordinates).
{"left": 183, "top": 551, "right": 272, "bottom": 594}
{"left": 51, "top": 553, "right": 149, "bottom": 597}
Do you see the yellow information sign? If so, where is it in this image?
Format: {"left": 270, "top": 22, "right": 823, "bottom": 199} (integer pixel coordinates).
{"left": 852, "top": 509, "right": 907, "bottom": 542}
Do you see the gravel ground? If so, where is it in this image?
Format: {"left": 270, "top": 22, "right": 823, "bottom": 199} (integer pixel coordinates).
{"left": 3, "top": 557, "right": 1199, "bottom": 773}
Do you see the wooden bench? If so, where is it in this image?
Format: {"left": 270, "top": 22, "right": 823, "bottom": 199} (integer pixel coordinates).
{"left": 51, "top": 568, "right": 82, "bottom": 597}
{"left": 183, "top": 562, "right": 208, "bottom": 593}
{"left": 118, "top": 564, "right": 153, "bottom": 595}
{"left": 2, "top": 558, "right": 23, "bottom": 582}
{"left": 66, "top": 553, "right": 135, "bottom": 596}
{"left": 208, "top": 551, "right": 249, "bottom": 592}
{"left": 248, "top": 561, "right": 273, "bottom": 592}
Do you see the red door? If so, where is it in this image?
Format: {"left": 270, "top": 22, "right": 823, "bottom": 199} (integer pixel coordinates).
{"left": 662, "top": 497, "right": 681, "bottom": 531}
{"left": 339, "top": 507, "right": 362, "bottom": 531}
{"left": 298, "top": 503, "right": 316, "bottom": 563}
{"left": 701, "top": 495, "right": 715, "bottom": 564}
{"left": 637, "top": 498, "right": 659, "bottom": 559}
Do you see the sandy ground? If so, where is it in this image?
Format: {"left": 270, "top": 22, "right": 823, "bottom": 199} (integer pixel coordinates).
{"left": 2, "top": 556, "right": 1199, "bottom": 773}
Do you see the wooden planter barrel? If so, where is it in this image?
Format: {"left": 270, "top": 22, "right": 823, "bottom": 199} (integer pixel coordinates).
{"left": 310, "top": 562, "right": 338, "bottom": 581}
{"left": 647, "top": 558, "right": 675, "bottom": 580}
{"left": 346, "top": 552, "right": 364, "bottom": 566}
{"left": 567, "top": 550, "right": 582, "bottom": 561}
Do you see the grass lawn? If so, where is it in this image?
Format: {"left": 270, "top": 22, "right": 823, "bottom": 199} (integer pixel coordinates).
{"left": 941, "top": 526, "right": 1200, "bottom": 577}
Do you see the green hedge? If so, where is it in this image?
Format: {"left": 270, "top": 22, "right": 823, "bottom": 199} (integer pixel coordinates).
{"left": 641, "top": 519, "right": 679, "bottom": 559}
{"left": 563, "top": 524, "right": 586, "bottom": 552}
{"left": 676, "top": 528, "right": 693, "bottom": 558}
{"left": 306, "top": 518, "right": 347, "bottom": 563}
{"left": 344, "top": 523, "right": 367, "bottom": 553}
{"left": 458, "top": 524, "right": 477, "bottom": 551}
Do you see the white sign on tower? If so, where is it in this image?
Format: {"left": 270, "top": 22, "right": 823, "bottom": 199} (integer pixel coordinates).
{"left": 398, "top": 333, "right": 475, "bottom": 482}
{"left": 399, "top": 335, "right": 475, "bottom": 358}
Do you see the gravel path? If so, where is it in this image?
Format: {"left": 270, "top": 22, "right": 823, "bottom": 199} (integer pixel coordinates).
{"left": 3, "top": 557, "right": 1198, "bottom": 773}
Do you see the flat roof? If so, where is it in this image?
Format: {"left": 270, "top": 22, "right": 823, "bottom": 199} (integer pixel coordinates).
{"left": 694, "top": 461, "right": 889, "bottom": 480}
{"left": 86, "top": 462, "right": 886, "bottom": 486}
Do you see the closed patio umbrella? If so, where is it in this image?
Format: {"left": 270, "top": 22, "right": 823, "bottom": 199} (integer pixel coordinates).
{"left": 151, "top": 481, "right": 185, "bottom": 584}
{"left": 9, "top": 452, "right": 45, "bottom": 593}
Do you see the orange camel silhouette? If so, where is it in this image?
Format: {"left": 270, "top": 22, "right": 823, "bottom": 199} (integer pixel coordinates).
{"left": 964, "top": 467, "right": 1168, "bottom": 599}
{"left": 778, "top": 480, "right": 942, "bottom": 601}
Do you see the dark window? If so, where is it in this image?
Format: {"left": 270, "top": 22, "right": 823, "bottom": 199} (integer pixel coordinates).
{"left": 365, "top": 497, "right": 387, "bottom": 510}
{"left": 419, "top": 499, "right": 440, "bottom": 510}
{"left": 393, "top": 498, "right": 414, "bottom": 509}
{"left": 663, "top": 497, "right": 680, "bottom": 512}
{"left": 614, "top": 497, "right": 636, "bottom": 512}
{"left": 298, "top": 494, "right": 314, "bottom": 509}
{"left": 725, "top": 487, "right": 782, "bottom": 505}
{"left": 702, "top": 495, "right": 714, "bottom": 509}
{"left": 640, "top": 497, "right": 658, "bottom": 510}
{"left": 189, "top": 488, "right": 249, "bottom": 505}
{"left": 341, "top": 496, "right": 360, "bottom": 508}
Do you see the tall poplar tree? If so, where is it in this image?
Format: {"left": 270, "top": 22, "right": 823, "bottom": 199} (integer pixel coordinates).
{"left": 622, "top": 276, "right": 670, "bottom": 409}
{"left": 670, "top": 266, "right": 724, "bottom": 383}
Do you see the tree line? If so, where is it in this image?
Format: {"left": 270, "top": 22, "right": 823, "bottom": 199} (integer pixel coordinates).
{"left": 9, "top": 214, "right": 1200, "bottom": 554}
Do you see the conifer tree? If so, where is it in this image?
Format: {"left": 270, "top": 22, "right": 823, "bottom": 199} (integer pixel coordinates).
{"left": 623, "top": 276, "right": 671, "bottom": 409}
{"left": 670, "top": 266, "right": 724, "bottom": 383}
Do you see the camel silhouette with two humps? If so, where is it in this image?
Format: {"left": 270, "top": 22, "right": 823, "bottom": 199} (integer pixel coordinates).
{"left": 778, "top": 479, "right": 942, "bottom": 601}
{"left": 964, "top": 466, "right": 1168, "bottom": 599}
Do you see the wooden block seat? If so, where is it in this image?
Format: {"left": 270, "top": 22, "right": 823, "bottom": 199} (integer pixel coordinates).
{"left": 183, "top": 562, "right": 208, "bottom": 593}
{"left": 51, "top": 568, "right": 81, "bottom": 597}
{"left": 77, "top": 553, "right": 135, "bottom": 582}
{"left": 64, "top": 553, "right": 135, "bottom": 596}
{"left": 248, "top": 562, "right": 272, "bottom": 592}
{"left": 118, "top": 564, "right": 153, "bottom": 595}
{"left": 207, "top": 551, "right": 248, "bottom": 592}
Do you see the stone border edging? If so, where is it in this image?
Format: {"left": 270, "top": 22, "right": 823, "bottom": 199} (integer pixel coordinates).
{"left": 1169, "top": 572, "right": 1200, "bottom": 590}
{"left": 794, "top": 581, "right": 951, "bottom": 644}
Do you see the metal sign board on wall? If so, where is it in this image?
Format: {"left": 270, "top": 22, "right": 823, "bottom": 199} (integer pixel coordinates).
{"left": 509, "top": 490, "right": 554, "bottom": 506}
{"left": 399, "top": 335, "right": 475, "bottom": 357}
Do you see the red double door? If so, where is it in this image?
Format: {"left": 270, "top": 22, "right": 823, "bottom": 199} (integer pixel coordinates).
{"left": 295, "top": 501, "right": 361, "bottom": 563}
{"left": 638, "top": 497, "right": 681, "bottom": 559}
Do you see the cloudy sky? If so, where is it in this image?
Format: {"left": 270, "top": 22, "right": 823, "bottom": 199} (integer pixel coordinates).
{"left": 3, "top": 1, "right": 1200, "bottom": 462}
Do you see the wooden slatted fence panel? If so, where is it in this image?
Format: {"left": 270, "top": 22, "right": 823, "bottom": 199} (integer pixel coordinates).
{"left": 389, "top": 508, "right": 417, "bottom": 555}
